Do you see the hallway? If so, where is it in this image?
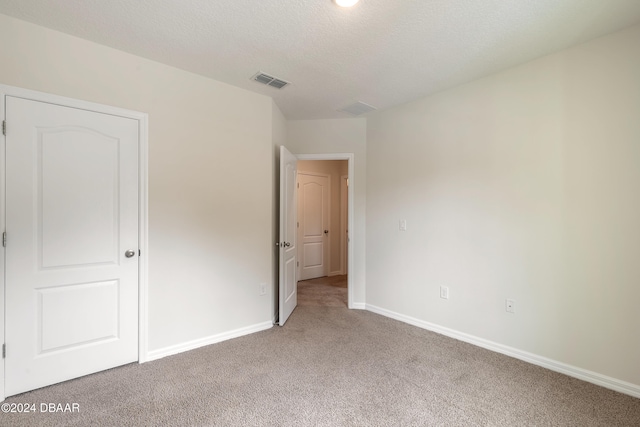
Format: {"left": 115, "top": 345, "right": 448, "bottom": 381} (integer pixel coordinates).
{"left": 297, "top": 275, "right": 347, "bottom": 307}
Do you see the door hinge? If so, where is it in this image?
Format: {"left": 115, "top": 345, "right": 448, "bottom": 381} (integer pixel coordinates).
{"left": 2, "top": 120, "right": 5, "bottom": 136}
{"left": 2, "top": 232, "right": 5, "bottom": 247}
{"left": 297, "top": 182, "right": 299, "bottom": 189}
{"left": 2, "top": 344, "right": 5, "bottom": 358}
{"left": 139, "top": 249, "right": 141, "bottom": 256}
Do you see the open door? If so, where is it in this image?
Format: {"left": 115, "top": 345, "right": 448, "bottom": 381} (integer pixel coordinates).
{"left": 278, "top": 146, "right": 298, "bottom": 326}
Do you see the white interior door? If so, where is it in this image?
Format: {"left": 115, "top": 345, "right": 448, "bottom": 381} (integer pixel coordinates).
{"left": 278, "top": 146, "right": 297, "bottom": 326}
{"left": 4, "top": 96, "right": 139, "bottom": 396}
{"left": 297, "top": 173, "right": 329, "bottom": 280}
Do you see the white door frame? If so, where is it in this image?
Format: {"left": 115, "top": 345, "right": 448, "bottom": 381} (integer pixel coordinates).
{"left": 340, "top": 174, "right": 348, "bottom": 276}
{"left": 0, "top": 84, "right": 149, "bottom": 401}
{"left": 295, "top": 154, "right": 354, "bottom": 309}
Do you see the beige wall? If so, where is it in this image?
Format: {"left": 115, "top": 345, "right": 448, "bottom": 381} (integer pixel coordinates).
{"left": 298, "top": 160, "right": 348, "bottom": 276}
{"left": 366, "top": 24, "right": 640, "bottom": 387}
{"left": 3, "top": 8, "right": 638, "bottom": 395}
{"left": 287, "top": 119, "right": 367, "bottom": 305}
{"left": 0, "top": 13, "right": 275, "bottom": 353}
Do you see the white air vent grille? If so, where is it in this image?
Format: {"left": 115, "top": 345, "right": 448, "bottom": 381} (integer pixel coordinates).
{"left": 339, "top": 101, "right": 377, "bottom": 116}
{"left": 252, "top": 72, "right": 290, "bottom": 89}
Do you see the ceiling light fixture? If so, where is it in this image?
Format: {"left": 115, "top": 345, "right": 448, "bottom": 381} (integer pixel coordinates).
{"left": 334, "top": 0, "right": 359, "bottom": 7}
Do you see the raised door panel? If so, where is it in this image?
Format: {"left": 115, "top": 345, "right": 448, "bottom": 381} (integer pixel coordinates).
{"left": 39, "top": 127, "right": 119, "bottom": 269}
{"left": 38, "top": 280, "right": 119, "bottom": 354}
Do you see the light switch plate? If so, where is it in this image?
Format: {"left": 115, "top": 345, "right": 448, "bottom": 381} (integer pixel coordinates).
{"left": 440, "top": 286, "right": 449, "bottom": 299}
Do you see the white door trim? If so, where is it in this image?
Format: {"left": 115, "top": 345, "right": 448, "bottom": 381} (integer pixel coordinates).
{"left": 0, "top": 84, "right": 149, "bottom": 401}
{"left": 340, "top": 174, "right": 348, "bottom": 276}
{"left": 295, "top": 153, "right": 355, "bottom": 309}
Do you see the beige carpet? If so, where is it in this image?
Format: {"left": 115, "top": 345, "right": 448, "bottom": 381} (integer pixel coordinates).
{"left": 3, "top": 287, "right": 640, "bottom": 426}
{"left": 298, "top": 275, "right": 347, "bottom": 307}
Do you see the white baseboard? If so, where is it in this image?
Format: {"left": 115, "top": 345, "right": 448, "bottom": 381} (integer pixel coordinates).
{"left": 146, "top": 321, "right": 273, "bottom": 362}
{"left": 365, "top": 304, "right": 640, "bottom": 399}
{"left": 350, "top": 302, "right": 366, "bottom": 310}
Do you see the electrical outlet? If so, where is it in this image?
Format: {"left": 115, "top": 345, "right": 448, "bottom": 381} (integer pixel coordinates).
{"left": 260, "top": 283, "right": 267, "bottom": 296}
{"left": 440, "top": 285, "right": 449, "bottom": 300}
{"left": 506, "top": 299, "right": 515, "bottom": 313}
{"left": 399, "top": 219, "right": 407, "bottom": 231}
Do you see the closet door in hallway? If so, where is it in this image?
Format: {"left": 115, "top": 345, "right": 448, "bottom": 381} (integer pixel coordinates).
{"left": 297, "top": 173, "right": 329, "bottom": 280}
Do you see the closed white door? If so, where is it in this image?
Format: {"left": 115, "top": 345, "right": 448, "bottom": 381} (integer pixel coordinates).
{"left": 297, "top": 173, "right": 329, "bottom": 280}
{"left": 279, "top": 146, "right": 297, "bottom": 326}
{"left": 5, "top": 96, "right": 139, "bottom": 396}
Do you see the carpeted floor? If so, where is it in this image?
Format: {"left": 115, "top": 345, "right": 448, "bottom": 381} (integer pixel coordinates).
{"left": 298, "top": 274, "right": 347, "bottom": 307}
{"left": 3, "top": 280, "right": 640, "bottom": 426}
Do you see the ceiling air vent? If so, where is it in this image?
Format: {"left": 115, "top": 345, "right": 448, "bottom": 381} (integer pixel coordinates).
{"left": 252, "top": 72, "right": 290, "bottom": 89}
{"left": 339, "top": 101, "right": 377, "bottom": 116}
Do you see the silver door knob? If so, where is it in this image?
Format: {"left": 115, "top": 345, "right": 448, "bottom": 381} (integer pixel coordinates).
{"left": 125, "top": 249, "right": 136, "bottom": 258}
{"left": 284, "top": 242, "right": 291, "bottom": 247}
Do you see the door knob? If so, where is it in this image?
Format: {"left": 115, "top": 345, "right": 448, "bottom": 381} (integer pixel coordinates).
{"left": 125, "top": 249, "right": 136, "bottom": 258}
{"left": 324, "top": 230, "right": 329, "bottom": 234}
{"left": 284, "top": 242, "right": 291, "bottom": 247}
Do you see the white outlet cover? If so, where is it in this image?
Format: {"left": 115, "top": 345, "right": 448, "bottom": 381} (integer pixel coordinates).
{"left": 506, "top": 299, "right": 515, "bottom": 313}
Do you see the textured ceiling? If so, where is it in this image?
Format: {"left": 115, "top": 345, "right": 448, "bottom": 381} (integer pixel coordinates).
{"left": 1, "top": 0, "right": 640, "bottom": 119}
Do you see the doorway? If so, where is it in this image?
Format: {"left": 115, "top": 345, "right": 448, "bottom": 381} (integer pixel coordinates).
{"left": 296, "top": 160, "right": 349, "bottom": 307}
{"left": 277, "top": 151, "right": 354, "bottom": 324}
